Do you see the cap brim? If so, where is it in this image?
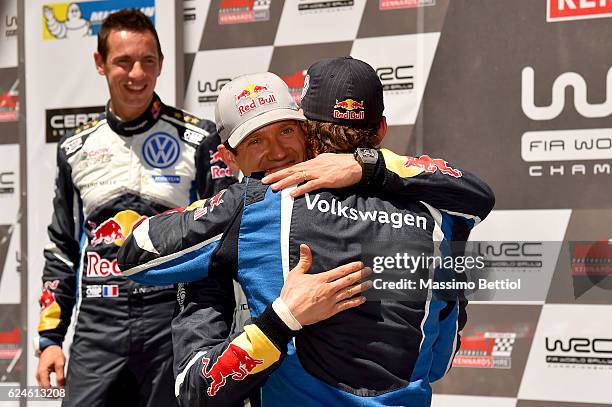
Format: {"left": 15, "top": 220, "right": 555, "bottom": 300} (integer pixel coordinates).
{"left": 227, "top": 108, "right": 306, "bottom": 148}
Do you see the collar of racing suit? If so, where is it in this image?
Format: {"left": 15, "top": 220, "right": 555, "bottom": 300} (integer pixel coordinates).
{"left": 105, "top": 93, "right": 164, "bottom": 136}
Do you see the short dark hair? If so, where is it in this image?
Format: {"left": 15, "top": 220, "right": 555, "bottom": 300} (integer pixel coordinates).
{"left": 97, "top": 9, "right": 163, "bottom": 62}
{"left": 303, "top": 119, "right": 379, "bottom": 159}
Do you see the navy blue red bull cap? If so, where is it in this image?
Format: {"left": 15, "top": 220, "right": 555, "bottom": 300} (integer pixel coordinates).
{"left": 300, "top": 56, "right": 384, "bottom": 128}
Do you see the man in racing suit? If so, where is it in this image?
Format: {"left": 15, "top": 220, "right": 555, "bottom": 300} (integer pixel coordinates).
{"left": 118, "top": 59, "right": 495, "bottom": 406}
{"left": 34, "top": 9, "right": 234, "bottom": 406}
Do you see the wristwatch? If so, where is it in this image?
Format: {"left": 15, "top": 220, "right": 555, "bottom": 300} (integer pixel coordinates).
{"left": 353, "top": 148, "right": 379, "bottom": 185}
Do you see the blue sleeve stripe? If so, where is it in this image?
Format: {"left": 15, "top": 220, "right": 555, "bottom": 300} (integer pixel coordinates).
{"left": 126, "top": 238, "right": 221, "bottom": 285}
{"left": 409, "top": 299, "right": 445, "bottom": 382}
{"left": 429, "top": 301, "right": 459, "bottom": 381}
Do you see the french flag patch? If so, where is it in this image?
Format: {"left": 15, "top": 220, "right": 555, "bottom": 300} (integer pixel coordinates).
{"left": 103, "top": 285, "right": 119, "bottom": 298}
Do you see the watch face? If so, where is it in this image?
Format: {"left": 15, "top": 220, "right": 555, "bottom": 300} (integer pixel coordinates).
{"left": 358, "top": 148, "right": 377, "bottom": 163}
{"left": 363, "top": 150, "right": 377, "bottom": 159}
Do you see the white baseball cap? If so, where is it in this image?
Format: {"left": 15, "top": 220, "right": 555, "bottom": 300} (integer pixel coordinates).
{"left": 215, "top": 72, "right": 306, "bottom": 148}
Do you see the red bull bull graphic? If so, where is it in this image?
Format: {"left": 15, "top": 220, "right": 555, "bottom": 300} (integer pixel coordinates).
{"left": 404, "top": 155, "right": 463, "bottom": 178}
{"left": 209, "top": 190, "right": 226, "bottom": 211}
{"left": 209, "top": 150, "right": 224, "bottom": 164}
{"left": 89, "top": 210, "right": 146, "bottom": 247}
{"left": 334, "top": 98, "right": 364, "bottom": 111}
{"left": 90, "top": 219, "right": 123, "bottom": 246}
{"left": 201, "top": 343, "right": 264, "bottom": 396}
{"left": 235, "top": 84, "right": 278, "bottom": 116}
{"left": 38, "top": 280, "right": 62, "bottom": 331}
{"left": 333, "top": 98, "right": 365, "bottom": 120}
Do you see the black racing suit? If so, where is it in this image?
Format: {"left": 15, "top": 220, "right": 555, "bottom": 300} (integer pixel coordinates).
{"left": 36, "top": 94, "right": 236, "bottom": 407}
{"left": 118, "top": 149, "right": 495, "bottom": 407}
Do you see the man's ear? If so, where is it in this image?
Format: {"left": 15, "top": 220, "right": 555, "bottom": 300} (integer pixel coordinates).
{"left": 157, "top": 55, "right": 164, "bottom": 77}
{"left": 376, "top": 116, "right": 388, "bottom": 144}
{"left": 94, "top": 51, "right": 106, "bottom": 76}
{"left": 218, "top": 144, "right": 240, "bottom": 172}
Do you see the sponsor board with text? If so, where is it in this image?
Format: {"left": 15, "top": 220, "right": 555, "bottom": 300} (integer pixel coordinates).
{"left": 380, "top": 0, "right": 435, "bottom": 11}
{"left": 518, "top": 305, "right": 612, "bottom": 404}
{"left": 433, "top": 304, "right": 539, "bottom": 397}
{"left": 274, "top": 0, "right": 366, "bottom": 46}
{"left": 418, "top": 0, "right": 612, "bottom": 208}
{"left": 0, "top": 78, "right": 17, "bottom": 122}
{"left": 351, "top": 34, "right": 440, "bottom": 126}
{"left": 45, "top": 106, "right": 105, "bottom": 143}
{"left": 185, "top": 47, "right": 273, "bottom": 120}
{"left": 0, "top": 305, "right": 21, "bottom": 383}
{"left": 42, "top": 0, "right": 155, "bottom": 40}
{"left": 547, "top": 0, "right": 612, "bottom": 22}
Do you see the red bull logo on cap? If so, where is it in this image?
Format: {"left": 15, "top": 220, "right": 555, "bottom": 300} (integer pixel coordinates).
{"left": 333, "top": 98, "right": 365, "bottom": 120}
{"left": 89, "top": 210, "right": 146, "bottom": 247}
{"left": 404, "top": 155, "right": 463, "bottom": 178}
{"left": 201, "top": 343, "right": 264, "bottom": 396}
{"left": 235, "top": 83, "right": 277, "bottom": 116}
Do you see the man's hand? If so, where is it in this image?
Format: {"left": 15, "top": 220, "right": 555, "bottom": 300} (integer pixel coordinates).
{"left": 280, "top": 244, "right": 372, "bottom": 326}
{"left": 262, "top": 153, "right": 362, "bottom": 198}
{"left": 36, "top": 345, "right": 65, "bottom": 388}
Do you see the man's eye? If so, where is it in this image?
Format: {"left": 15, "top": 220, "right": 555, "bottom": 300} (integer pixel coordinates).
{"left": 115, "top": 59, "right": 131, "bottom": 69}
{"left": 248, "top": 138, "right": 261, "bottom": 146}
{"left": 280, "top": 128, "right": 294, "bottom": 136}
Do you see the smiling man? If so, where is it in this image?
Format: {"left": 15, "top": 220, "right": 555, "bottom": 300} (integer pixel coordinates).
{"left": 213, "top": 75, "right": 308, "bottom": 177}
{"left": 34, "top": 9, "right": 233, "bottom": 407}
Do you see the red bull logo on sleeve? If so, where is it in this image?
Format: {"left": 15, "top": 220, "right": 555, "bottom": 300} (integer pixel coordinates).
{"left": 404, "top": 155, "right": 463, "bottom": 178}
{"left": 201, "top": 344, "right": 264, "bottom": 396}
{"left": 38, "top": 280, "right": 62, "bottom": 331}
{"left": 89, "top": 210, "right": 147, "bottom": 247}
{"left": 209, "top": 190, "right": 226, "bottom": 211}
{"left": 235, "top": 84, "right": 277, "bottom": 116}
{"left": 333, "top": 99, "right": 365, "bottom": 120}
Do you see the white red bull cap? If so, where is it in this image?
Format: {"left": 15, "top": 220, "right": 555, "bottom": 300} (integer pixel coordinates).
{"left": 215, "top": 72, "right": 306, "bottom": 148}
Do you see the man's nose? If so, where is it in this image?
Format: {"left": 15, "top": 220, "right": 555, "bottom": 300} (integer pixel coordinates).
{"left": 129, "top": 61, "right": 145, "bottom": 80}
{"left": 267, "top": 139, "right": 289, "bottom": 161}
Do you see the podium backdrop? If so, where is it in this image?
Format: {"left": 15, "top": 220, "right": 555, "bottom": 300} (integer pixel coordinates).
{"left": 0, "top": 1, "right": 608, "bottom": 406}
